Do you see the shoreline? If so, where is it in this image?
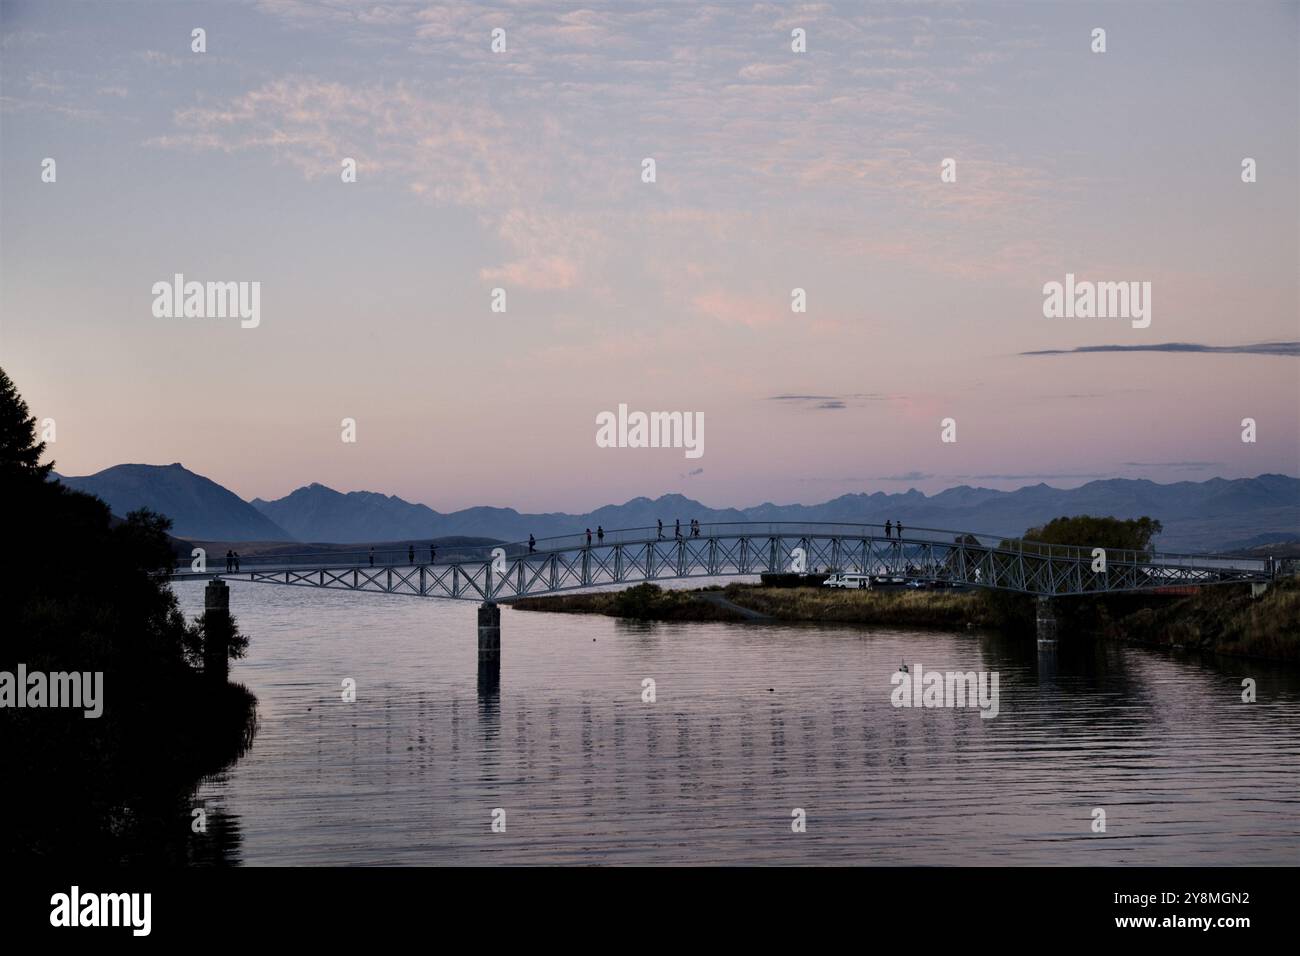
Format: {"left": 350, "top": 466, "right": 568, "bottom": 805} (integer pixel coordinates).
{"left": 512, "top": 580, "right": 1300, "bottom": 664}
{"left": 511, "top": 582, "right": 996, "bottom": 630}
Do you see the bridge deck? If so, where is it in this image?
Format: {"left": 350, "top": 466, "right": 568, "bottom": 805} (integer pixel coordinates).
{"left": 168, "top": 523, "right": 1273, "bottom": 601}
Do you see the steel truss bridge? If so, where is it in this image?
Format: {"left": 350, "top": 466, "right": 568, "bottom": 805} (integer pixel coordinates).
{"left": 172, "top": 522, "right": 1273, "bottom": 602}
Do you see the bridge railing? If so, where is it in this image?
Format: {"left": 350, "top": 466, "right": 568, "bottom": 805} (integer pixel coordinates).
{"left": 491, "top": 521, "right": 1263, "bottom": 569}
{"left": 166, "top": 521, "right": 1269, "bottom": 576}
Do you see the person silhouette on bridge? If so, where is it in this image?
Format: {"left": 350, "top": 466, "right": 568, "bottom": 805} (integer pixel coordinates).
{"left": 586, "top": 528, "right": 592, "bottom": 547}
{"left": 896, "top": 521, "right": 904, "bottom": 540}
{"left": 430, "top": 543, "right": 437, "bottom": 563}
{"left": 691, "top": 519, "right": 698, "bottom": 537}
{"left": 408, "top": 545, "right": 414, "bottom": 565}
{"left": 675, "top": 519, "right": 682, "bottom": 540}
{"left": 369, "top": 546, "right": 375, "bottom": 567}
{"left": 885, "top": 520, "right": 892, "bottom": 540}
{"left": 657, "top": 519, "right": 664, "bottom": 540}
{"left": 233, "top": 551, "right": 241, "bottom": 572}
{"left": 528, "top": 534, "right": 536, "bottom": 554}
{"left": 225, "top": 549, "right": 234, "bottom": 572}
{"left": 597, "top": 526, "right": 604, "bottom": 543}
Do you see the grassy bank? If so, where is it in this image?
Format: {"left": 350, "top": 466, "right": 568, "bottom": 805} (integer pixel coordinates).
{"left": 720, "top": 583, "right": 992, "bottom": 628}
{"left": 1100, "top": 578, "right": 1300, "bottom": 662}
{"left": 511, "top": 579, "right": 1300, "bottom": 663}
{"left": 512, "top": 582, "right": 992, "bottom": 629}
{"left": 512, "top": 583, "right": 749, "bottom": 622}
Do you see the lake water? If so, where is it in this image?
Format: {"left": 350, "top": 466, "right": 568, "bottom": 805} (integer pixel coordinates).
{"left": 175, "top": 580, "right": 1300, "bottom": 866}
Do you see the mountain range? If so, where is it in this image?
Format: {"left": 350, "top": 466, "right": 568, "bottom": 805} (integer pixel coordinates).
{"left": 58, "top": 463, "right": 292, "bottom": 541}
{"left": 53, "top": 463, "right": 1300, "bottom": 553}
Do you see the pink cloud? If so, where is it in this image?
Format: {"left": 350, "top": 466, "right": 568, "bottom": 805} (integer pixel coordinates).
{"left": 691, "top": 290, "right": 786, "bottom": 328}
{"left": 480, "top": 255, "right": 578, "bottom": 291}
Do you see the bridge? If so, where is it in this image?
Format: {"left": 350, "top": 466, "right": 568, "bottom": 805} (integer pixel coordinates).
{"left": 175, "top": 521, "right": 1271, "bottom": 600}
{"left": 174, "top": 522, "right": 1274, "bottom": 671}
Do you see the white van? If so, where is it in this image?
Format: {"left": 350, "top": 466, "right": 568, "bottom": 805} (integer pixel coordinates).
{"left": 822, "top": 572, "right": 871, "bottom": 589}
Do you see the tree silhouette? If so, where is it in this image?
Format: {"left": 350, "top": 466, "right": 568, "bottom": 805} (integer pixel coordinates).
{"left": 0, "top": 367, "right": 54, "bottom": 483}
{"left": 0, "top": 366, "right": 255, "bottom": 864}
{"left": 983, "top": 514, "right": 1168, "bottom": 635}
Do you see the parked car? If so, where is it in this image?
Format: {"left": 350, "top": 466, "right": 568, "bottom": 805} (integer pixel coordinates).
{"left": 822, "top": 572, "right": 871, "bottom": 589}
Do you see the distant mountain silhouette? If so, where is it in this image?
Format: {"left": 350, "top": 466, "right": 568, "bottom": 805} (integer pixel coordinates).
{"left": 250, "top": 483, "right": 443, "bottom": 542}
{"left": 59, "top": 463, "right": 291, "bottom": 541}
{"left": 1221, "top": 531, "right": 1300, "bottom": 551}
{"left": 58, "top": 463, "right": 1300, "bottom": 551}
{"left": 251, "top": 473, "right": 1300, "bottom": 552}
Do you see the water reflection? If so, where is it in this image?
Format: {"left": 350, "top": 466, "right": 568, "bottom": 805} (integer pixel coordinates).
{"left": 165, "top": 584, "right": 1300, "bottom": 866}
{"left": 188, "top": 795, "right": 245, "bottom": 866}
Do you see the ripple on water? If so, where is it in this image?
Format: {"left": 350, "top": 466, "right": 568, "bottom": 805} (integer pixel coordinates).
{"left": 177, "top": 582, "right": 1300, "bottom": 865}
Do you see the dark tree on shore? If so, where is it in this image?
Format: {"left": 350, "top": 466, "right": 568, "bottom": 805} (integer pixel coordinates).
{"left": 0, "top": 367, "right": 255, "bottom": 864}
{"left": 0, "top": 367, "right": 54, "bottom": 483}
{"left": 982, "top": 514, "right": 1166, "bottom": 635}
{"left": 1022, "top": 515, "right": 1163, "bottom": 557}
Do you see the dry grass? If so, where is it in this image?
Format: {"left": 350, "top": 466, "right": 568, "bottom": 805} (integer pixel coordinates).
{"left": 511, "top": 583, "right": 745, "bottom": 622}
{"left": 1110, "top": 578, "right": 1300, "bottom": 662}
{"left": 512, "top": 578, "right": 1300, "bottom": 662}
{"left": 722, "top": 584, "right": 991, "bottom": 629}
{"left": 513, "top": 582, "right": 990, "bottom": 630}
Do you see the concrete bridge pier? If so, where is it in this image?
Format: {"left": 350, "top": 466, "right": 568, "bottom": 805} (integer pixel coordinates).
{"left": 1035, "top": 596, "right": 1058, "bottom": 647}
{"left": 477, "top": 601, "right": 501, "bottom": 690}
{"left": 203, "top": 578, "right": 232, "bottom": 682}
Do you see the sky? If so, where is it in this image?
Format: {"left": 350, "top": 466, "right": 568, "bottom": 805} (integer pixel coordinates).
{"left": 1, "top": 0, "right": 1297, "bottom": 513}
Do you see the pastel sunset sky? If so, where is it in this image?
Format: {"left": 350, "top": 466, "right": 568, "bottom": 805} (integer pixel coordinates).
{"left": 2, "top": 0, "right": 1296, "bottom": 512}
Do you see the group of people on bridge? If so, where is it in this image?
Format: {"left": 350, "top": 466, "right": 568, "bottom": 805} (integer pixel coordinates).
{"left": 655, "top": 518, "right": 703, "bottom": 540}
{"left": 354, "top": 518, "right": 912, "bottom": 568}
{"left": 561, "top": 518, "right": 908, "bottom": 549}
{"left": 367, "top": 544, "right": 436, "bottom": 567}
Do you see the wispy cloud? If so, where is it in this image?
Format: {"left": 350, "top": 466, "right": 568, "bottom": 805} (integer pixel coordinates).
{"left": 144, "top": 1, "right": 1075, "bottom": 307}
{"left": 149, "top": 75, "right": 605, "bottom": 289}
{"left": 1122, "top": 461, "right": 1224, "bottom": 469}
{"left": 767, "top": 393, "right": 888, "bottom": 409}
{"left": 1022, "top": 342, "right": 1300, "bottom": 357}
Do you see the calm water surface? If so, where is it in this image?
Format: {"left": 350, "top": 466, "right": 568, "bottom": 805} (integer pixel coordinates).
{"left": 176, "top": 581, "right": 1300, "bottom": 866}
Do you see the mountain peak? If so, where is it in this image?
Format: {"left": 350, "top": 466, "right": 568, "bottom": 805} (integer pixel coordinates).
{"left": 60, "top": 463, "right": 292, "bottom": 541}
{"left": 60, "top": 466, "right": 1300, "bottom": 552}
